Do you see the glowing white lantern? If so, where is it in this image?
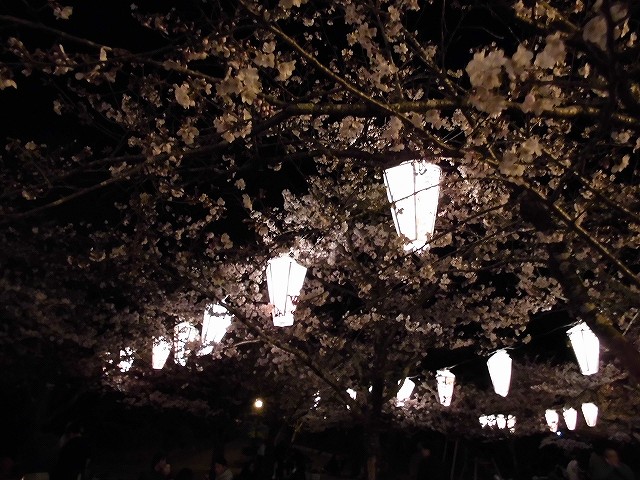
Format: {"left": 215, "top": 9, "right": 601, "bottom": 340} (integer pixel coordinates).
{"left": 396, "top": 378, "right": 415, "bottom": 406}
{"left": 347, "top": 388, "right": 357, "bottom": 400}
{"left": 199, "top": 303, "right": 232, "bottom": 355}
{"left": 507, "top": 415, "right": 516, "bottom": 433}
{"left": 563, "top": 407, "right": 578, "bottom": 431}
{"left": 487, "top": 350, "right": 512, "bottom": 397}
{"left": 567, "top": 322, "right": 599, "bottom": 375}
{"left": 436, "top": 369, "right": 455, "bottom": 407}
{"left": 152, "top": 337, "right": 171, "bottom": 370}
{"left": 496, "top": 414, "right": 507, "bottom": 429}
{"left": 118, "top": 347, "right": 134, "bottom": 372}
{"left": 383, "top": 160, "right": 441, "bottom": 251}
{"left": 486, "top": 415, "right": 497, "bottom": 428}
{"left": 254, "top": 398, "right": 264, "bottom": 409}
{"left": 545, "top": 409, "right": 559, "bottom": 433}
{"left": 479, "top": 415, "right": 488, "bottom": 428}
{"left": 174, "top": 322, "right": 199, "bottom": 366}
{"left": 582, "top": 403, "right": 598, "bottom": 427}
{"left": 266, "top": 255, "right": 307, "bottom": 327}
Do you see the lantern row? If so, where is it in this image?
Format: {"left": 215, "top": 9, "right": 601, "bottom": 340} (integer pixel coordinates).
{"left": 545, "top": 403, "right": 598, "bottom": 432}
{"left": 479, "top": 414, "right": 516, "bottom": 433}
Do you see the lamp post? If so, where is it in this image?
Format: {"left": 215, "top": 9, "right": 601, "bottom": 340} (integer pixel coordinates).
{"left": 383, "top": 160, "right": 441, "bottom": 251}
{"left": 436, "top": 369, "right": 455, "bottom": 406}
{"left": 487, "top": 350, "right": 512, "bottom": 397}
{"left": 266, "top": 255, "right": 307, "bottom": 327}
{"left": 199, "top": 303, "right": 232, "bottom": 355}
{"left": 582, "top": 403, "right": 598, "bottom": 427}
{"left": 567, "top": 322, "right": 600, "bottom": 375}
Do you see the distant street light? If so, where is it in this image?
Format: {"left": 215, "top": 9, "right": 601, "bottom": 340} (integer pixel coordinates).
{"left": 266, "top": 255, "right": 307, "bottom": 327}
{"left": 567, "top": 322, "right": 599, "bottom": 375}
{"left": 487, "top": 350, "right": 512, "bottom": 397}
{"left": 436, "top": 369, "right": 455, "bottom": 406}
{"left": 383, "top": 160, "right": 441, "bottom": 251}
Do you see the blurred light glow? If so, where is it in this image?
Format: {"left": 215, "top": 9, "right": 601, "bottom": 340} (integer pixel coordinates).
{"left": 254, "top": 398, "right": 264, "bottom": 409}
{"left": 117, "top": 347, "right": 134, "bottom": 372}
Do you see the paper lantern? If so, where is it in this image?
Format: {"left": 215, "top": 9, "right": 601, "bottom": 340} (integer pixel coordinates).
{"left": 487, "top": 350, "right": 512, "bottom": 397}
{"left": 266, "top": 255, "right": 307, "bottom": 327}
{"left": 117, "top": 347, "right": 134, "bottom": 372}
{"left": 383, "top": 160, "right": 441, "bottom": 251}
{"left": 582, "top": 403, "right": 598, "bottom": 427}
{"left": 199, "top": 303, "right": 232, "bottom": 355}
{"left": 545, "top": 409, "right": 559, "bottom": 433}
{"left": 479, "top": 415, "right": 489, "bottom": 428}
{"left": 347, "top": 388, "right": 357, "bottom": 400}
{"left": 396, "top": 378, "right": 415, "bottom": 406}
{"left": 563, "top": 407, "right": 578, "bottom": 431}
{"left": 152, "top": 337, "right": 171, "bottom": 370}
{"left": 174, "top": 322, "right": 199, "bottom": 366}
{"left": 436, "top": 369, "right": 455, "bottom": 406}
{"left": 496, "top": 414, "right": 507, "bottom": 429}
{"left": 486, "top": 414, "right": 497, "bottom": 428}
{"left": 507, "top": 415, "right": 516, "bottom": 433}
{"left": 567, "top": 322, "right": 599, "bottom": 375}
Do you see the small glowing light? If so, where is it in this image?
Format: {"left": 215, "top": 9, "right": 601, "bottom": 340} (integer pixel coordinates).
{"left": 563, "top": 407, "right": 578, "bottom": 431}
{"left": 545, "top": 409, "right": 559, "bottom": 433}
{"left": 254, "top": 398, "right": 264, "bottom": 409}
{"left": 582, "top": 403, "right": 598, "bottom": 427}
{"left": 396, "top": 378, "right": 415, "bottom": 406}
{"left": 118, "top": 347, "right": 134, "bottom": 372}
{"left": 567, "top": 322, "right": 599, "bottom": 375}
{"left": 436, "top": 369, "right": 455, "bottom": 407}
{"left": 487, "top": 350, "right": 512, "bottom": 397}
{"left": 313, "top": 392, "right": 321, "bottom": 408}
{"left": 152, "top": 337, "right": 172, "bottom": 370}
{"left": 347, "top": 388, "right": 357, "bottom": 400}
{"left": 266, "top": 255, "right": 307, "bottom": 327}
